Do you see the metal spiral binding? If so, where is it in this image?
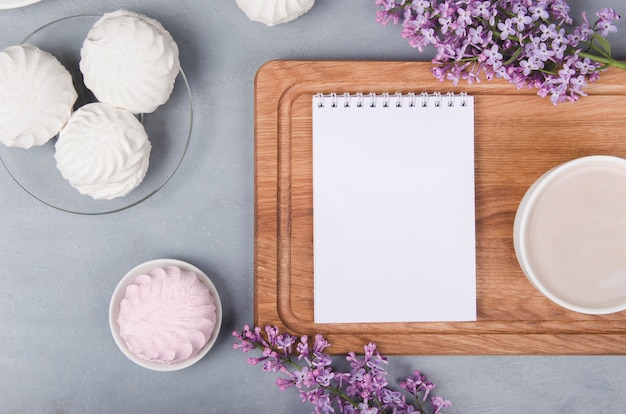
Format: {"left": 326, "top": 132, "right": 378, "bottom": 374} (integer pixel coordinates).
{"left": 314, "top": 92, "right": 469, "bottom": 108}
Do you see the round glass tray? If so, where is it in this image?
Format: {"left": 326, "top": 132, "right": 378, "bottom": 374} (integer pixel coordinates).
{"left": 0, "top": 14, "right": 193, "bottom": 215}
{"left": 0, "top": 0, "right": 41, "bottom": 9}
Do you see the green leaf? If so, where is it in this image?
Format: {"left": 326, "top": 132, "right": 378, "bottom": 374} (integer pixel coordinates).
{"left": 591, "top": 34, "right": 613, "bottom": 58}
{"left": 503, "top": 47, "right": 523, "bottom": 65}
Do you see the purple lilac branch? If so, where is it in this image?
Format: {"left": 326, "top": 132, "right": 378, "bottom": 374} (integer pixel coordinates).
{"left": 233, "top": 325, "right": 451, "bottom": 414}
{"left": 375, "top": 0, "right": 623, "bottom": 104}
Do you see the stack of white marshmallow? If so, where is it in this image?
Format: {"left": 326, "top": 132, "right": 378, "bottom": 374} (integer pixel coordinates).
{"left": 0, "top": 10, "right": 180, "bottom": 200}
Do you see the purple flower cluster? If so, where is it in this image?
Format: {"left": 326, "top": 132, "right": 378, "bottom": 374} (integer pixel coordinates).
{"left": 233, "top": 325, "right": 451, "bottom": 414}
{"left": 375, "top": 0, "right": 623, "bottom": 104}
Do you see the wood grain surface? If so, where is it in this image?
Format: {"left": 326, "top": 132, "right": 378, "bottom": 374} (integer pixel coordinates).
{"left": 254, "top": 60, "right": 626, "bottom": 355}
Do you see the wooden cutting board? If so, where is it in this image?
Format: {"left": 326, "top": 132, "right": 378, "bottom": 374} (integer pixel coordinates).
{"left": 254, "top": 60, "right": 626, "bottom": 355}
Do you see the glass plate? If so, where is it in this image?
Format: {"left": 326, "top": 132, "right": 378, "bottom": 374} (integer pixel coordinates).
{"left": 0, "top": 0, "right": 41, "bottom": 9}
{"left": 0, "top": 14, "right": 193, "bottom": 215}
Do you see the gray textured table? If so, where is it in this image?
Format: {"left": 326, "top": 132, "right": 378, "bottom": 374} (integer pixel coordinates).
{"left": 1, "top": 1, "right": 625, "bottom": 413}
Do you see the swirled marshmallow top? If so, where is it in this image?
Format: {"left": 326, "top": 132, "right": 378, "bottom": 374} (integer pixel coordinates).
{"left": 117, "top": 266, "right": 217, "bottom": 364}
{"left": 54, "top": 102, "right": 151, "bottom": 200}
{"left": 80, "top": 9, "right": 180, "bottom": 114}
{"left": 0, "top": 44, "right": 77, "bottom": 149}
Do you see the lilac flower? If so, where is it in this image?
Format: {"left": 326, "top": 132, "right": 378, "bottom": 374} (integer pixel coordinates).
{"left": 481, "top": 44, "right": 502, "bottom": 66}
{"left": 551, "top": 27, "right": 567, "bottom": 49}
{"left": 575, "top": 57, "right": 595, "bottom": 74}
{"left": 275, "top": 376, "right": 296, "bottom": 391}
{"left": 412, "top": 0, "right": 431, "bottom": 14}
{"left": 297, "top": 335, "right": 310, "bottom": 360}
{"left": 376, "top": 0, "right": 625, "bottom": 104}
{"left": 596, "top": 10, "right": 618, "bottom": 37}
{"left": 381, "top": 388, "right": 404, "bottom": 405}
{"left": 456, "top": 7, "right": 472, "bottom": 30}
{"left": 421, "top": 381, "right": 436, "bottom": 402}
{"left": 497, "top": 18, "right": 515, "bottom": 40}
{"left": 467, "top": 26, "right": 486, "bottom": 46}
{"left": 531, "top": 40, "right": 555, "bottom": 62}
{"left": 263, "top": 358, "right": 284, "bottom": 373}
{"left": 529, "top": 3, "right": 549, "bottom": 21}
{"left": 551, "top": 1, "right": 572, "bottom": 25}
{"left": 438, "top": 15, "right": 455, "bottom": 34}
{"left": 276, "top": 333, "right": 296, "bottom": 353}
{"left": 294, "top": 366, "right": 315, "bottom": 387}
{"left": 358, "top": 400, "right": 378, "bottom": 414}
{"left": 400, "top": 370, "right": 425, "bottom": 395}
{"left": 265, "top": 325, "right": 279, "bottom": 346}
{"left": 471, "top": 1, "right": 492, "bottom": 20}
{"left": 431, "top": 396, "right": 452, "bottom": 414}
{"left": 538, "top": 22, "right": 552, "bottom": 39}
{"left": 246, "top": 356, "right": 264, "bottom": 366}
{"left": 520, "top": 57, "right": 540, "bottom": 75}
{"left": 597, "top": 7, "right": 620, "bottom": 22}
{"left": 233, "top": 325, "right": 450, "bottom": 414}
{"left": 313, "top": 333, "right": 331, "bottom": 353}
{"left": 315, "top": 367, "right": 335, "bottom": 387}
{"left": 511, "top": 12, "right": 532, "bottom": 32}
{"left": 312, "top": 352, "right": 333, "bottom": 369}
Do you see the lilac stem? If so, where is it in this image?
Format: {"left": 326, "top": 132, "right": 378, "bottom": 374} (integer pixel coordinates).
{"left": 578, "top": 52, "right": 626, "bottom": 71}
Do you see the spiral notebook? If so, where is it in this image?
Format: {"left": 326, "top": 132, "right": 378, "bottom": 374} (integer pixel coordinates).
{"left": 312, "top": 92, "right": 476, "bottom": 324}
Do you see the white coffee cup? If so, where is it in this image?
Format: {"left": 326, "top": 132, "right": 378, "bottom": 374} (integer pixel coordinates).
{"left": 514, "top": 155, "right": 626, "bottom": 314}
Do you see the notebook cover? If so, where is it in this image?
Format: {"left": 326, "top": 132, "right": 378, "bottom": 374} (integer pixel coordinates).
{"left": 311, "top": 92, "right": 476, "bottom": 324}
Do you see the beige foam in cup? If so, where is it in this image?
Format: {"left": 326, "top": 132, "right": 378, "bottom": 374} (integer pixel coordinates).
{"left": 514, "top": 155, "right": 626, "bottom": 314}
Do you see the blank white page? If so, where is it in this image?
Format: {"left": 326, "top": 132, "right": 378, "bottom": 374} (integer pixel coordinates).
{"left": 312, "top": 92, "right": 476, "bottom": 323}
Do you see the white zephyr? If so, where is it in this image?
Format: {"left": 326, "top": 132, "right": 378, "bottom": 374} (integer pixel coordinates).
{"left": 54, "top": 103, "right": 151, "bottom": 200}
{"left": 0, "top": 44, "right": 77, "bottom": 149}
{"left": 235, "top": 0, "right": 315, "bottom": 26}
{"left": 80, "top": 9, "right": 180, "bottom": 114}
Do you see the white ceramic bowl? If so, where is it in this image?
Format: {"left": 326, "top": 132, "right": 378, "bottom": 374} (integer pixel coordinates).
{"left": 109, "top": 259, "right": 222, "bottom": 371}
{"left": 514, "top": 155, "right": 626, "bottom": 314}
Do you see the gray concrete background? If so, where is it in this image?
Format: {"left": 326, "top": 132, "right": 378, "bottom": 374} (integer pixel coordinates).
{"left": 1, "top": 0, "right": 625, "bottom": 413}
